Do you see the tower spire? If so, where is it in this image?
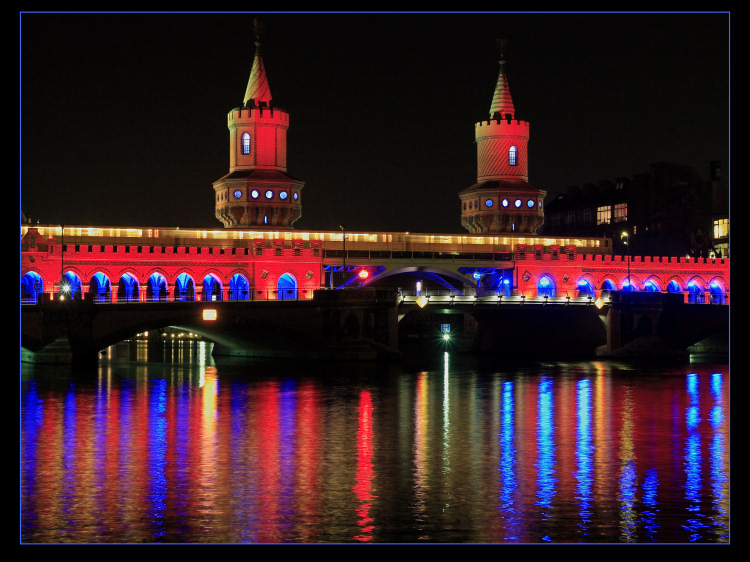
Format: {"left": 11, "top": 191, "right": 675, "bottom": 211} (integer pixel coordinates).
{"left": 243, "top": 18, "right": 272, "bottom": 108}
{"left": 489, "top": 38, "right": 515, "bottom": 120}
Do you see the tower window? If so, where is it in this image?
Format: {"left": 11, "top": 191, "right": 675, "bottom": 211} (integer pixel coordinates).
{"left": 242, "top": 133, "right": 251, "bottom": 155}
{"left": 509, "top": 145, "right": 517, "bottom": 166}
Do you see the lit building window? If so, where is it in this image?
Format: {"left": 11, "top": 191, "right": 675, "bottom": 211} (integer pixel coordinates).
{"left": 514, "top": 199, "right": 522, "bottom": 208}
{"left": 713, "top": 218, "right": 728, "bottom": 238}
{"left": 527, "top": 199, "right": 535, "bottom": 208}
{"left": 242, "top": 133, "right": 251, "bottom": 155}
{"left": 502, "top": 198, "right": 509, "bottom": 207}
{"left": 613, "top": 203, "right": 627, "bottom": 223}
{"left": 265, "top": 190, "right": 273, "bottom": 199}
{"left": 251, "top": 189, "right": 259, "bottom": 199}
{"left": 485, "top": 199, "right": 494, "bottom": 208}
{"left": 597, "top": 205, "right": 611, "bottom": 225}
{"left": 509, "top": 145, "right": 517, "bottom": 166}
{"left": 280, "top": 191, "right": 288, "bottom": 200}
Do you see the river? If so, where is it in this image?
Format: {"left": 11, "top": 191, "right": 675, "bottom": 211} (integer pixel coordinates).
{"left": 20, "top": 338, "right": 729, "bottom": 544}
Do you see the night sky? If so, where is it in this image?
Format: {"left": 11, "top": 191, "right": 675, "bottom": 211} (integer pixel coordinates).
{"left": 20, "top": 11, "right": 730, "bottom": 234}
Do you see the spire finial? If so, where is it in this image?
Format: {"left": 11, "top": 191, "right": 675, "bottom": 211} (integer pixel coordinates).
{"left": 489, "top": 37, "right": 515, "bottom": 120}
{"left": 497, "top": 38, "right": 508, "bottom": 62}
{"left": 253, "top": 17, "right": 264, "bottom": 49}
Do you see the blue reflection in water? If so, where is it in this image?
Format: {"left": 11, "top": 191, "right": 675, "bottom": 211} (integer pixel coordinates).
{"left": 642, "top": 469, "right": 660, "bottom": 540}
{"left": 709, "top": 372, "right": 728, "bottom": 539}
{"left": 279, "top": 378, "right": 298, "bottom": 532}
{"left": 535, "top": 377, "right": 556, "bottom": 541}
{"left": 575, "top": 378, "right": 593, "bottom": 535}
{"left": 62, "top": 384, "right": 77, "bottom": 522}
{"left": 21, "top": 382, "right": 42, "bottom": 534}
{"left": 149, "top": 379, "right": 168, "bottom": 537}
{"left": 497, "top": 380, "right": 518, "bottom": 538}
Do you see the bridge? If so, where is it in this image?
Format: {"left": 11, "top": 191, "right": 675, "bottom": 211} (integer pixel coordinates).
{"left": 21, "top": 287, "right": 727, "bottom": 366}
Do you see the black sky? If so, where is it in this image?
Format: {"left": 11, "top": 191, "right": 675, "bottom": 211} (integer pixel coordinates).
{"left": 20, "top": 11, "right": 730, "bottom": 234}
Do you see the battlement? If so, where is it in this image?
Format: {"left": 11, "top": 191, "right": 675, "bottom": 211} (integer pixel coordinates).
{"left": 475, "top": 118, "right": 529, "bottom": 138}
{"left": 229, "top": 106, "right": 290, "bottom": 126}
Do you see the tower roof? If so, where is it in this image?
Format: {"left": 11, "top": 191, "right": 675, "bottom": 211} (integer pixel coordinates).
{"left": 489, "top": 39, "right": 515, "bottom": 120}
{"left": 243, "top": 29, "right": 272, "bottom": 107}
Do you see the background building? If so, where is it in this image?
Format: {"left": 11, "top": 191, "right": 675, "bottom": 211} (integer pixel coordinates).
{"left": 542, "top": 160, "right": 728, "bottom": 259}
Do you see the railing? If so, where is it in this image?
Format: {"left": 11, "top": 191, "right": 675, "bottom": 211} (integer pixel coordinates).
{"left": 398, "top": 291, "right": 608, "bottom": 307}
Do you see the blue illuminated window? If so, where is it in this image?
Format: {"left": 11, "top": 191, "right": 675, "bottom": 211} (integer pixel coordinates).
{"left": 514, "top": 199, "right": 522, "bottom": 208}
{"left": 251, "top": 189, "right": 259, "bottom": 199}
{"left": 502, "top": 198, "right": 509, "bottom": 207}
{"left": 242, "top": 133, "right": 251, "bottom": 155}
{"left": 509, "top": 145, "right": 517, "bottom": 166}
{"left": 485, "top": 199, "right": 494, "bottom": 208}
{"left": 293, "top": 192, "right": 299, "bottom": 201}
{"left": 527, "top": 199, "right": 534, "bottom": 208}
{"left": 234, "top": 190, "right": 242, "bottom": 199}
{"left": 265, "top": 190, "right": 273, "bottom": 199}
{"left": 280, "top": 191, "right": 288, "bottom": 200}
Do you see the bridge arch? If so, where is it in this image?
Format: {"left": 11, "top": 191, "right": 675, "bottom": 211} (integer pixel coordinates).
{"left": 600, "top": 278, "right": 617, "bottom": 298}
{"left": 365, "top": 265, "right": 475, "bottom": 295}
{"left": 643, "top": 276, "right": 663, "bottom": 292}
{"left": 687, "top": 278, "right": 707, "bottom": 303}
{"left": 667, "top": 279, "right": 683, "bottom": 294}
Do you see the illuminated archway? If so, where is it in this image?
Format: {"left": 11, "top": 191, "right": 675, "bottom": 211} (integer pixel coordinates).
{"left": 175, "top": 273, "right": 196, "bottom": 302}
{"left": 89, "top": 272, "right": 112, "bottom": 303}
{"left": 117, "top": 273, "right": 140, "bottom": 302}
{"left": 537, "top": 275, "right": 555, "bottom": 298}
{"left": 62, "top": 271, "right": 83, "bottom": 299}
{"left": 229, "top": 273, "right": 249, "bottom": 301}
{"left": 21, "top": 272, "right": 44, "bottom": 304}
{"left": 577, "top": 278, "right": 595, "bottom": 299}
{"left": 148, "top": 273, "right": 168, "bottom": 302}
{"left": 277, "top": 273, "right": 298, "bottom": 300}
{"left": 202, "top": 274, "right": 223, "bottom": 301}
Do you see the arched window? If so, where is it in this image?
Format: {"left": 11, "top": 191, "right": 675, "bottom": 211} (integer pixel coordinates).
{"left": 509, "top": 145, "right": 517, "bottom": 166}
{"left": 175, "top": 273, "right": 195, "bottom": 302}
{"left": 242, "top": 132, "right": 251, "bottom": 155}
{"left": 117, "top": 273, "right": 140, "bottom": 302}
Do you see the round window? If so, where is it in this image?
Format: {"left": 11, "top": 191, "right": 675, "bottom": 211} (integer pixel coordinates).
{"left": 265, "top": 190, "right": 274, "bottom": 199}
{"left": 485, "top": 199, "right": 493, "bottom": 208}
{"left": 527, "top": 199, "right": 534, "bottom": 208}
{"left": 250, "top": 189, "right": 259, "bottom": 199}
{"left": 234, "top": 190, "right": 242, "bottom": 199}
{"left": 502, "top": 198, "right": 509, "bottom": 207}
{"left": 514, "top": 199, "right": 522, "bottom": 208}
{"left": 280, "top": 191, "right": 288, "bottom": 200}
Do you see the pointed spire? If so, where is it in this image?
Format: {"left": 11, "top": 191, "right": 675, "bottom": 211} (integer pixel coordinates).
{"left": 243, "top": 19, "right": 272, "bottom": 107}
{"left": 489, "top": 38, "right": 515, "bottom": 120}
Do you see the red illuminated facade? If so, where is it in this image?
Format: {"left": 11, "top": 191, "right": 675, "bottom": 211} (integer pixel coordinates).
{"left": 20, "top": 34, "right": 729, "bottom": 308}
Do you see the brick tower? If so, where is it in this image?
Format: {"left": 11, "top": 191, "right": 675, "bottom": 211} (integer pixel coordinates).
{"left": 460, "top": 40, "right": 545, "bottom": 234}
{"left": 213, "top": 23, "right": 304, "bottom": 229}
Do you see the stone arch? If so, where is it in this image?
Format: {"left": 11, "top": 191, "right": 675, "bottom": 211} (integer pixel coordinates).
{"left": 147, "top": 272, "right": 169, "bottom": 301}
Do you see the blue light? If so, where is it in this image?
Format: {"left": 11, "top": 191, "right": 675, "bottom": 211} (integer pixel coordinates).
{"left": 539, "top": 276, "right": 550, "bottom": 287}
{"left": 472, "top": 271, "right": 482, "bottom": 280}
{"left": 485, "top": 199, "right": 493, "bottom": 207}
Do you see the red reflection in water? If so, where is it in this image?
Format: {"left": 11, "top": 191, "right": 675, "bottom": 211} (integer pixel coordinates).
{"left": 353, "top": 389, "right": 375, "bottom": 541}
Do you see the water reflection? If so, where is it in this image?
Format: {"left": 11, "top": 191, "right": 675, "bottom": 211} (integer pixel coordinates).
{"left": 20, "top": 349, "right": 729, "bottom": 544}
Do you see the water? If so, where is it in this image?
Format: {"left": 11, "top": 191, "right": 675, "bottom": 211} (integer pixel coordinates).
{"left": 20, "top": 340, "right": 730, "bottom": 544}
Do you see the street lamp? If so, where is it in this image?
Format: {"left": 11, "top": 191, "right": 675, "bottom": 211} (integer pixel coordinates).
{"left": 339, "top": 224, "right": 347, "bottom": 288}
{"left": 621, "top": 231, "right": 631, "bottom": 291}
